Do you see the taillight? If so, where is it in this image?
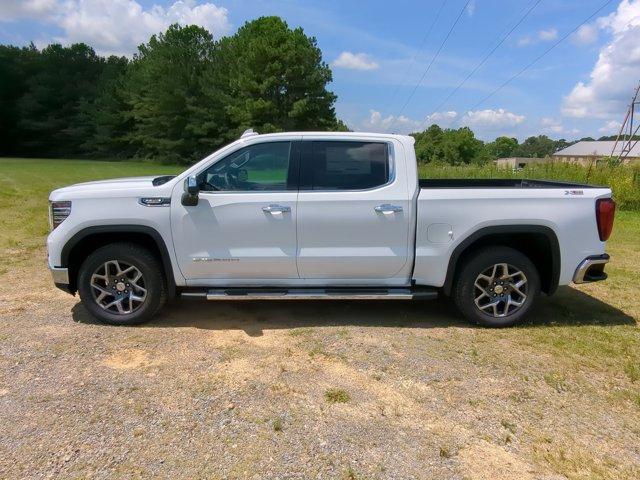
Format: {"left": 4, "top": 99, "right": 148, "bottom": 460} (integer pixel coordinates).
{"left": 595, "top": 198, "right": 615, "bottom": 241}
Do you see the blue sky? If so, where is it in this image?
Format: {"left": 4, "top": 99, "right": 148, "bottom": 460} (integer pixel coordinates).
{"left": 2, "top": 0, "right": 639, "bottom": 140}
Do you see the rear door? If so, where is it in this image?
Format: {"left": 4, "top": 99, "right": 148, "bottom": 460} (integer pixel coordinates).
{"left": 296, "top": 138, "right": 412, "bottom": 283}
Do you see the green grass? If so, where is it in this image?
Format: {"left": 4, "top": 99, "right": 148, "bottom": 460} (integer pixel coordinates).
{"left": 324, "top": 388, "right": 350, "bottom": 403}
{"left": 0, "top": 158, "right": 182, "bottom": 267}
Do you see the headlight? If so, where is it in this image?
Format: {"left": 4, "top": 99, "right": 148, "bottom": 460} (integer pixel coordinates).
{"left": 49, "top": 201, "right": 72, "bottom": 230}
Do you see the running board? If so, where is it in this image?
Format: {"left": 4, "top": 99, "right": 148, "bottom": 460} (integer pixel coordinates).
{"left": 181, "top": 287, "right": 438, "bottom": 301}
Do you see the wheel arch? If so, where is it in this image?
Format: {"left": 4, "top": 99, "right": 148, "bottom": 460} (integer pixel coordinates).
{"left": 61, "top": 225, "right": 176, "bottom": 298}
{"left": 443, "top": 225, "right": 560, "bottom": 296}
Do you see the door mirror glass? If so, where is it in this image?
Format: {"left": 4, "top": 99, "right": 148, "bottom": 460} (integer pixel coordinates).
{"left": 186, "top": 175, "right": 199, "bottom": 195}
{"left": 182, "top": 175, "right": 199, "bottom": 206}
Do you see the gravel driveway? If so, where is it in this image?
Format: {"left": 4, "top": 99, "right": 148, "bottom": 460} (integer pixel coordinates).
{"left": 0, "top": 263, "right": 638, "bottom": 479}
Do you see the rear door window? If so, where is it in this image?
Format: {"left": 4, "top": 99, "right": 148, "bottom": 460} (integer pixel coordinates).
{"left": 308, "top": 141, "right": 390, "bottom": 190}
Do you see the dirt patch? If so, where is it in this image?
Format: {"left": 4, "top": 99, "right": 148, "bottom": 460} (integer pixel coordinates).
{"left": 458, "top": 440, "right": 540, "bottom": 480}
{"left": 103, "top": 348, "right": 153, "bottom": 370}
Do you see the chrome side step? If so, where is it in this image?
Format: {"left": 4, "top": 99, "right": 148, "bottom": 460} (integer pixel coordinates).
{"left": 181, "top": 287, "right": 438, "bottom": 301}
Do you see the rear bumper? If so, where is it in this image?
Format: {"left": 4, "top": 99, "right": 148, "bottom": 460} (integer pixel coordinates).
{"left": 573, "top": 254, "right": 610, "bottom": 284}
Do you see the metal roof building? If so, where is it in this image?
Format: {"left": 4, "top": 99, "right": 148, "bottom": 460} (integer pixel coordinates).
{"left": 495, "top": 157, "right": 549, "bottom": 169}
{"left": 553, "top": 141, "right": 640, "bottom": 164}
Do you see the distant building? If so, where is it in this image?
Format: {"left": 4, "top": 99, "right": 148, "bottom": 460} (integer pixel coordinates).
{"left": 495, "top": 157, "right": 549, "bottom": 169}
{"left": 552, "top": 141, "right": 640, "bottom": 165}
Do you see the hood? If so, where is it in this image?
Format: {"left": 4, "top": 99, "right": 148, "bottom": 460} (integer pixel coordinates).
{"left": 49, "top": 176, "right": 172, "bottom": 200}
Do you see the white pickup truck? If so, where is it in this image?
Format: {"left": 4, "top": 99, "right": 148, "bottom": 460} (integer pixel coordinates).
{"left": 47, "top": 131, "right": 615, "bottom": 327}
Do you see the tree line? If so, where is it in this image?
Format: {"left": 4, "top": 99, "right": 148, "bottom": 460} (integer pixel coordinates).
{"left": 0, "top": 15, "right": 610, "bottom": 165}
{"left": 0, "top": 17, "right": 345, "bottom": 164}
{"left": 411, "top": 124, "right": 615, "bottom": 165}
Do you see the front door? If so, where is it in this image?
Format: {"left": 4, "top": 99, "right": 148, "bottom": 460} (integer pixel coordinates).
{"left": 171, "top": 140, "right": 300, "bottom": 283}
{"left": 296, "top": 139, "right": 411, "bottom": 283}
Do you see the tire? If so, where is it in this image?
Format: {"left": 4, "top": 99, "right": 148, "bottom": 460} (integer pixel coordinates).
{"left": 77, "top": 242, "right": 166, "bottom": 325}
{"left": 453, "top": 246, "right": 540, "bottom": 327}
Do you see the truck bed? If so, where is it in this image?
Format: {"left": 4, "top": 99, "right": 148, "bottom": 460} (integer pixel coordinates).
{"left": 419, "top": 178, "right": 602, "bottom": 189}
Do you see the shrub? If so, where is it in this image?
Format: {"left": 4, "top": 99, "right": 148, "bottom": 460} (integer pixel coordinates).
{"left": 324, "top": 388, "right": 350, "bottom": 403}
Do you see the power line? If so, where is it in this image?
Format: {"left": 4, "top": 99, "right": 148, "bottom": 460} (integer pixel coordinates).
{"left": 391, "top": 0, "right": 472, "bottom": 131}
{"left": 449, "top": 0, "right": 614, "bottom": 128}
{"left": 383, "top": 0, "right": 447, "bottom": 114}
{"left": 415, "top": 0, "right": 542, "bottom": 132}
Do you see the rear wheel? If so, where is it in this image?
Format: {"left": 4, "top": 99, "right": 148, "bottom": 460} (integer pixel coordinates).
{"left": 453, "top": 246, "right": 540, "bottom": 327}
{"left": 78, "top": 243, "right": 166, "bottom": 325}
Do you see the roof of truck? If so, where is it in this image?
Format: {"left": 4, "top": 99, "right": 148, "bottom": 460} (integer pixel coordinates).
{"left": 239, "top": 129, "right": 414, "bottom": 142}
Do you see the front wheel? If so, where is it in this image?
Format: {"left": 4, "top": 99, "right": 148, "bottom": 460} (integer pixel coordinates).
{"left": 77, "top": 243, "right": 166, "bottom": 325}
{"left": 453, "top": 246, "right": 540, "bottom": 327}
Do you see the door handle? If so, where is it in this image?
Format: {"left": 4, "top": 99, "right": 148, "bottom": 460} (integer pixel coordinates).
{"left": 262, "top": 204, "right": 291, "bottom": 214}
{"left": 374, "top": 204, "right": 403, "bottom": 214}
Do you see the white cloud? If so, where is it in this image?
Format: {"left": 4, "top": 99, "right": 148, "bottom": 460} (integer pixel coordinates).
{"left": 517, "top": 36, "right": 533, "bottom": 47}
{"left": 359, "top": 109, "right": 460, "bottom": 134}
{"left": 538, "top": 28, "right": 558, "bottom": 41}
{"left": 359, "top": 109, "right": 420, "bottom": 134}
{"left": 0, "top": 0, "right": 57, "bottom": 21}
{"left": 518, "top": 28, "right": 558, "bottom": 46}
{"left": 460, "top": 108, "right": 525, "bottom": 129}
{"left": 332, "top": 51, "right": 379, "bottom": 70}
{"left": 563, "top": 0, "right": 640, "bottom": 119}
{"left": 358, "top": 109, "right": 525, "bottom": 136}
{"left": 599, "top": 120, "right": 623, "bottom": 133}
{"left": 466, "top": 0, "right": 476, "bottom": 17}
{"left": 540, "top": 117, "right": 579, "bottom": 136}
{"left": 425, "top": 111, "right": 458, "bottom": 125}
{"left": 0, "top": 0, "right": 231, "bottom": 56}
{"left": 572, "top": 23, "right": 599, "bottom": 45}
{"left": 540, "top": 117, "right": 564, "bottom": 133}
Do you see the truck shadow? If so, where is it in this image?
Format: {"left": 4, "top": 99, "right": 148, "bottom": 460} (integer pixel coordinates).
{"left": 71, "top": 286, "right": 636, "bottom": 336}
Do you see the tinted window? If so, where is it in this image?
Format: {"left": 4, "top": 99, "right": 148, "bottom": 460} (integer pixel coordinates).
{"left": 311, "top": 141, "right": 389, "bottom": 190}
{"left": 200, "top": 142, "right": 292, "bottom": 192}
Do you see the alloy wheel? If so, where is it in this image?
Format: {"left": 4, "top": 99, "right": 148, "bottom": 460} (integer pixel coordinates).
{"left": 473, "top": 263, "right": 528, "bottom": 318}
{"left": 90, "top": 260, "right": 147, "bottom": 315}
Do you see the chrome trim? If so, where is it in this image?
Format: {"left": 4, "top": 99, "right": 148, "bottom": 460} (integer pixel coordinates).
{"left": 138, "top": 197, "right": 171, "bottom": 207}
{"left": 180, "top": 288, "right": 438, "bottom": 301}
{"left": 262, "top": 204, "right": 291, "bottom": 213}
{"left": 203, "top": 288, "right": 430, "bottom": 301}
{"left": 374, "top": 204, "right": 403, "bottom": 213}
{"left": 573, "top": 254, "right": 609, "bottom": 284}
{"left": 50, "top": 267, "right": 69, "bottom": 284}
{"left": 181, "top": 292, "right": 208, "bottom": 298}
{"left": 196, "top": 139, "right": 397, "bottom": 194}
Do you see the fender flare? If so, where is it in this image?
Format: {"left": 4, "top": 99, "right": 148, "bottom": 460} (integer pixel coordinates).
{"left": 61, "top": 225, "right": 177, "bottom": 298}
{"left": 442, "top": 225, "right": 561, "bottom": 296}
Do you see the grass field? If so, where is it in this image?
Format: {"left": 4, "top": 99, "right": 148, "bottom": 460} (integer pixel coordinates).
{"left": 0, "top": 157, "right": 638, "bottom": 478}
{"left": 0, "top": 158, "right": 182, "bottom": 272}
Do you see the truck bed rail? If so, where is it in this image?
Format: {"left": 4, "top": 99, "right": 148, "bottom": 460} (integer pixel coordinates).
{"left": 419, "top": 178, "right": 604, "bottom": 189}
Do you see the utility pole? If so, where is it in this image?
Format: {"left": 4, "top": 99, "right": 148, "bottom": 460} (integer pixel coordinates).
{"left": 611, "top": 81, "right": 640, "bottom": 163}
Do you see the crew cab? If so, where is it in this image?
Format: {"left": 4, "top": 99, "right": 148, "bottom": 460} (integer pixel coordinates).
{"left": 47, "top": 131, "right": 615, "bottom": 327}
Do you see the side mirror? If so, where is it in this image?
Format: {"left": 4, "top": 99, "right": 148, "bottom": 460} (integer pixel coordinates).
{"left": 181, "top": 176, "right": 199, "bottom": 206}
